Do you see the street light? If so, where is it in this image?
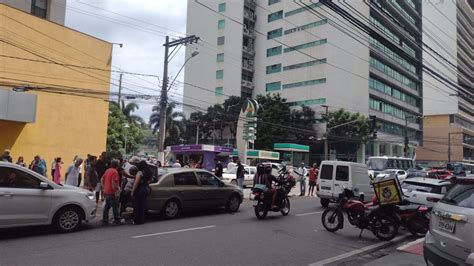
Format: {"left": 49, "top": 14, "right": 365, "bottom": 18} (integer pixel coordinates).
{"left": 111, "top": 42, "right": 124, "bottom": 48}
{"left": 167, "top": 51, "right": 199, "bottom": 91}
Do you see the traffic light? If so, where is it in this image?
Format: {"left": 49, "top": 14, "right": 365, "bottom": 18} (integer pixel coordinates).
{"left": 369, "top": 115, "right": 377, "bottom": 139}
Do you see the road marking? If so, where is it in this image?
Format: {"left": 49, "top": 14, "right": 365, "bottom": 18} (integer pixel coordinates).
{"left": 132, "top": 225, "right": 216, "bottom": 239}
{"left": 308, "top": 235, "right": 408, "bottom": 266}
{"left": 296, "top": 211, "right": 324, "bottom": 217}
{"left": 397, "top": 237, "right": 424, "bottom": 251}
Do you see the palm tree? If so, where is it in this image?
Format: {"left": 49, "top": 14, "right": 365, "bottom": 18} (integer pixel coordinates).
{"left": 149, "top": 102, "right": 185, "bottom": 146}
{"left": 121, "top": 100, "right": 145, "bottom": 126}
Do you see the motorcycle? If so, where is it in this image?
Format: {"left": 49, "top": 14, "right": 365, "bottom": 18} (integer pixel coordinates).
{"left": 321, "top": 187, "right": 399, "bottom": 241}
{"left": 251, "top": 175, "right": 295, "bottom": 220}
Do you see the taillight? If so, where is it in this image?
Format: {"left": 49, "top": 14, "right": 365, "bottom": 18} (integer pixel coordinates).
{"left": 418, "top": 205, "right": 429, "bottom": 212}
{"left": 426, "top": 197, "right": 440, "bottom": 203}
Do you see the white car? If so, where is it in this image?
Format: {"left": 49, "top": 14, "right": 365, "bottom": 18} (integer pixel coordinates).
{"left": 0, "top": 162, "right": 97, "bottom": 233}
{"left": 376, "top": 169, "right": 408, "bottom": 182}
{"left": 401, "top": 177, "right": 451, "bottom": 208}
{"left": 221, "top": 166, "right": 256, "bottom": 187}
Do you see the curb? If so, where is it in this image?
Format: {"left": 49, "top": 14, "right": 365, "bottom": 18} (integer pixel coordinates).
{"left": 397, "top": 237, "right": 424, "bottom": 251}
{"left": 309, "top": 234, "right": 411, "bottom": 266}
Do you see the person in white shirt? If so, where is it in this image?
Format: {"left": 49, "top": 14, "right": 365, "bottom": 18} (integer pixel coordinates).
{"left": 294, "top": 162, "right": 308, "bottom": 196}
{"left": 65, "top": 158, "right": 83, "bottom": 186}
{"left": 172, "top": 160, "right": 182, "bottom": 168}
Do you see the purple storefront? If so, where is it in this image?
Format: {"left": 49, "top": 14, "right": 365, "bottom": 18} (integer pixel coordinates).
{"left": 169, "top": 144, "right": 233, "bottom": 171}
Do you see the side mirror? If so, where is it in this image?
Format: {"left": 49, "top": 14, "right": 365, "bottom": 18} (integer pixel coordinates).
{"left": 39, "top": 182, "right": 49, "bottom": 189}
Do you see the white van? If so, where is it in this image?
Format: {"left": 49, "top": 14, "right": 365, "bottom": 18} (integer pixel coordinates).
{"left": 316, "top": 161, "right": 374, "bottom": 207}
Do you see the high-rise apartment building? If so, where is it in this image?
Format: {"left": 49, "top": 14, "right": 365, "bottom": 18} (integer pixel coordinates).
{"left": 0, "top": 0, "right": 66, "bottom": 24}
{"left": 184, "top": 0, "right": 424, "bottom": 161}
{"left": 417, "top": 0, "right": 473, "bottom": 165}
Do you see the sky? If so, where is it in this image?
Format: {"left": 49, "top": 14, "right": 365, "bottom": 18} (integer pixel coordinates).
{"left": 65, "top": 0, "right": 188, "bottom": 122}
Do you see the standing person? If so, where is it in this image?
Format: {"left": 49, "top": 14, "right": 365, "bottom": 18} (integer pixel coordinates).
{"left": 308, "top": 163, "right": 319, "bottom": 197}
{"left": 53, "top": 157, "right": 62, "bottom": 185}
{"left": 86, "top": 156, "right": 99, "bottom": 204}
{"left": 131, "top": 160, "right": 151, "bottom": 225}
{"left": 236, "top": 159, "right": 245, "bottom": 189}
{"left": 95, "top": 152, "right": 109, "bottom": 202}
{"left": 294, "top": 162, "right": 308, "bottom": 196}
{"left": 51, "top": 158, "right": 57, "bottom": 179}
{"left": 30, "top": 155, "right": 46, "bottom": 176}
{"left": 16, "top": 156, "right": 26, "bottom": 167}
{"left": 119, "top": 157, "right": 139, "bottom": 217}
{"left": 214, "top": 158, "right": 223, "bottom": 178}
{"left": 172, "top": 160, "right": 181, "bottom": 168}
{"left": 65, "top": 158, "right": 83, "bottom": 186}
{"left": 73, "top": 155, "right": 83, "bottom": 187}
{"left": 101, "top": 159, "right": 121, "bottom": 226}
{"left": 1, "top": 149, "right": 12, "bottom": 162}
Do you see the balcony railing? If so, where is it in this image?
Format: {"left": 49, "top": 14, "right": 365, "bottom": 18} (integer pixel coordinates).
{"left": 241, "top": 80, "right": 254, "bottom": 89}
{"left": 242, "top": 45, "right": 255, "bottom": 54}
{"left": 243, "top": 27, "right": 255, "bottom": 38}
{"left": 242, "top": 62, "right": 254, "bottom": 72}
{"left": 244, "top": 0, "right": 256, "bottom": 8}
{"left": 244, "top": 11, "right": 256, "bottom": 21}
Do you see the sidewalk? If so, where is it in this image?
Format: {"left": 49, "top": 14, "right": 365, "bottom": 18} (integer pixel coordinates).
{"left": 364, "top": 238, "right": 425, "bottom": 266}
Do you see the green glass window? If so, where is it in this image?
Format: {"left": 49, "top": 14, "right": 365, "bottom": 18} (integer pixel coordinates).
{"left": 288, "top": 98, "right": 326, "bottom": 107}
{"left": 268, "top": 0, "right": 280, "bottom": 5}
{"left": 283, "top": 59, "right": 326, "bottom": 71}
{"left": 216, "top": 53, "right": 224, "bottom": 62}
{"left": 268, "top": 10, "right": 283, "bottom": 22}
{"left": 369, "top": 78, "right": 418, "bottom": 107}
{"left": 283, "top": 39, "right": 327, "bottom": 53}
{"left": 369, "top": 37, "right": 416, "bottom": 74}
{"left": 369, "top": 57, "right": 417, "bottom": 91}
{"left": 218, "top": 19, "right": 225, "bottom": 29}
{"left": 284, "top": 19, "right": 328, "bottom": 35}
{"left": 285, "top": 2, "right": 321, "bottom": 17}
{"left": 216, "top": 70, "right": 224, "bottom": 79}
{"left": 282, "top": 78, "right": 326, "bottom": 89}
{"left": 266, "top": 46, "right": 282, "bottom": 57}
{"left": 215, "top": 87, "right": 223, "bottom": 96}
{"left": 266, "top": 81, "right": 281, "bottom": 92}
{"left": 266, "top": 64, "right": 282, "bottom": 74}
{"left": 218, "top": 3, "right": 226, "bottom": 12}
{"left": 267, "top": 28, "right": 283, "bottom": 39}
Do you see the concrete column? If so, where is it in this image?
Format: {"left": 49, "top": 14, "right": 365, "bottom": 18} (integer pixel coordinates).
{"left": 357, "top": 144, "right": 366, "bottom": 163}
{"left": 374, "top": 142, "right": 380, "bottom": 156}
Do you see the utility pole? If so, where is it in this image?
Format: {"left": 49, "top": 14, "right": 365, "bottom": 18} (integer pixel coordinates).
{"left": 117, "top": 73, "right": 123, "bottom": 105}
{"left": 196, "top": 124, "right": 199, "bottom": 145}
{"left": 404, "top": 116, "right": 409, "bottom": 158}
{"left": 157, "top": 35, "right": 200, "bottom": 163}
{"left": 322, "top": 105, "right": 329, "bottom": 160}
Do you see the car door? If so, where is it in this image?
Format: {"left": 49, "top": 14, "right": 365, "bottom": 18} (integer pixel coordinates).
{"left": 333, "top": 165, "right": 349, "bottom": 197}
{"left": 172, "top": 172, "right": 203, "bottom": 210}
{"left": 246, "top": 167, "right": 256, "bottom": 187}
{"left": 317, "top": 164, "right": 334, "bottom": 198}
{"left": 196, "top": 171, "right": 227, "bottom": 207}
{"left": 0, "top": 166, "right": 52, "bottom": 226}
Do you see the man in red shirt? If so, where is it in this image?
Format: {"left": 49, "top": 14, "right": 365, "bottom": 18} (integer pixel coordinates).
{"left": 101, "top": 159, "right": 121, "bottom": 225}
{"left": 308, "top": 163, "right": 319, "bottom": 197}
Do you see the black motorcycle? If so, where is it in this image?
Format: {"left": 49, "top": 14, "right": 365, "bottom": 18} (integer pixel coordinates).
{"left": 251, "top": 176, "right": 295, "bottom": 219}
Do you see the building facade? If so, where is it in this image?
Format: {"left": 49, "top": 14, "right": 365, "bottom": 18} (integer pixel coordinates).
{"left": 0, "top": 0, "right": 66, "bottom": 24}
{"left": 417, "top": 0, "right": 473, "bottom": 165}
{"left": 0, "top": 4, "right": 112, "bottom": 171}
{"left": 184, "top": 0, "right": 424, "bottom": 161}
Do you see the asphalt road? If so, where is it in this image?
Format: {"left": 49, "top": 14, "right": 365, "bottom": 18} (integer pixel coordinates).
{"left": 0, "top": 197, "right": 396, "bottom": 266}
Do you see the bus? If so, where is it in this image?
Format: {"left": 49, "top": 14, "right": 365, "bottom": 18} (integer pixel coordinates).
{"left": 446, "top": 162, "right": 474, "bottom": 176}
{"left": 367, "top": 156, "right": 415, "bottom": 178}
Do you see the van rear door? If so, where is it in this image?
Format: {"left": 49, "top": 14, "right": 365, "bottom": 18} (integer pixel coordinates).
{"left": 334, "top": 165, "right": 350, "bottom": 197}
{"left": 318, "top": 164, "right": 334, "bottom": 198}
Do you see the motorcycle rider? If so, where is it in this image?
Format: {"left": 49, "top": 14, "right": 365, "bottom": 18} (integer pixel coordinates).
{"left": 253, "top": 163, "right": 278, "bottom": 210}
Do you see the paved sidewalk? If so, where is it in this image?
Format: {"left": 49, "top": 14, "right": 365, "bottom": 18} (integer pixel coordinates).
{"left": 364, "top": 238, "right": 425, "bottom": 266}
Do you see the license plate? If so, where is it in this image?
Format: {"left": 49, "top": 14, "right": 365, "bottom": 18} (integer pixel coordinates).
{"left": 438, "top": 218, "right": 455, "bottom": 233}
{"left": 321, "top": 186, "right": 331, "bottom": 190}
{"left": 252, "top": 200, "right": 258, "bottom": 207}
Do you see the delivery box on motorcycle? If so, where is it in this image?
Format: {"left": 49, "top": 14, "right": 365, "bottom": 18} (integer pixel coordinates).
{"left": 372, "top": 173, "right": 403, "bottom": 205}
{"left": 316, "top": 161, "right": 374, "bottom": 207}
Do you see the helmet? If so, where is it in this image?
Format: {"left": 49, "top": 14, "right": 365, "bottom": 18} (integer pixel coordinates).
{"left": 257, "top": 163, "right": 265, "bottom": 175}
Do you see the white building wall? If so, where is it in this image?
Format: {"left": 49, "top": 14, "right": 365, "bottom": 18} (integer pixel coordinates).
{"left": 0, "top": 0, "right": 66, "bottom": 25}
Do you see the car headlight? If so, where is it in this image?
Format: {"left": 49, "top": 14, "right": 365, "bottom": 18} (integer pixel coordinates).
{"left": 86, "top": 193, "right": 95, "bottom": 201}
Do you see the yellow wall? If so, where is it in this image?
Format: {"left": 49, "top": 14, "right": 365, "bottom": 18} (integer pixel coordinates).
{"left": 0, "top": 4, "right": 112, "bottom": 174}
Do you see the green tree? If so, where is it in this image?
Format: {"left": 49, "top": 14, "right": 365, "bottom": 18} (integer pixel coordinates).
{"left": 149, "top": 102, "right": 185, "bottom": 146}
{"left": 121, "top": 100, "right": 145, "bottom": 126}
{"left": 323, "top": 109, "right": 370, "bottom": 161}
{"left": 255, "top": 94, "right": 291, "bottom": 150}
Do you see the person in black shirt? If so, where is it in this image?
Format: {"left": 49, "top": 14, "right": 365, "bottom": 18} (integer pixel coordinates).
{"left": 95, "top": 152, "right": 109, "bottom": 202}
{"left": 214, "top": 158, "right": 223, "bottom": 178}
{"left": 236, "top": 159, "right": 245, "bottom": 189}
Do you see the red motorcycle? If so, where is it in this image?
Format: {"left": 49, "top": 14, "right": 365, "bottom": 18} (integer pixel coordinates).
{"left": 321, "top": 188, "right": 399, "bottom": 241}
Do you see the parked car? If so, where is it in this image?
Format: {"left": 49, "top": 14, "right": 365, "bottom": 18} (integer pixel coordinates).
{"left": 427, "top": 169, "right": 452, "bottom": 180}
{"left": 316, "top": 161, "right": 373, "bottom": 207}
{"left": 406, "top": 169, "right": 427, "bottom": 179}
{"left": 147, "top": 169, "right": 243, "bottom": 219}
{"left": 0, "top": 162, "right": 96, "bottom": 233}
{"left": 401, "top": 178, "right": 451, "bottom": 209}
{"left": 424, "top": 175, "right": 474, "bottom": 265}
{"left": 221, "top": 166, "right": 256, "bottom": 187}
{"left": 376, "top": 169, "right": 408, "bottom": 182}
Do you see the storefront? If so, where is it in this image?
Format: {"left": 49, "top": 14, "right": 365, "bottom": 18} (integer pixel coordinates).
{"left": 274, "top": 143, "right": 310, "bottom": 166}
{"left": 246, "top": 150, "right": 280, "bottom": 165}
{"left": 169, "top": 144, "right": 233, "bottom": 171}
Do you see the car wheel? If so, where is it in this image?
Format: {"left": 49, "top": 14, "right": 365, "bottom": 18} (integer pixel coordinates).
{"left": 162, "top": 200, "right": 180, "bottom": 219}
{"left": 321, "top": 198, "right": 330, "bottom": 208}
{"left": 230, "top": 179, "right": 238, "bottom": 186}
{"left": 53, "top": 206, "right": 83, "bottom": 233}
{"left": 226, "top": 194, "right": 241, "bottom": 213}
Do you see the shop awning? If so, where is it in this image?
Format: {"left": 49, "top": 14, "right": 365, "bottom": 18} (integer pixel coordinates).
{"left": 169, "top": 144, "right": 233, "bottom": 154}
{"left": 274, "top": 143, "right": 310, "bottom": 153}
{"left": 247, "top": 150, "right": 280, "bottom": 160}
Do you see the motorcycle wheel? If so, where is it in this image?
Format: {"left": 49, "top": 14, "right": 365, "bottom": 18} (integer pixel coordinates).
{"left": 372, "top": 215, "right": 399, "bottom": 241}
{"left": 407, "top": 216, "right": 429, "bottom": 238}
{"left": 254, "top": 202, "right": 268, "bottom": 220}
{"left": 280, "top": 197, "right": 290, "bottom": 216}
{"left": 322, "top": 207, "right": 343, "bottom": 232}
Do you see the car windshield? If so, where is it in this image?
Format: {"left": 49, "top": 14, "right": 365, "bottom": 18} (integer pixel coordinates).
{"left": 367, "top": 158, "right": 387, "bottom": 171}
{"left": 402, "top": 181, "right": 443, "bottom": 194}
{"left": 381, "top": 170, "right": 397, "bottom": 175}
{"left": 440, "top": 182, "right": 474, "bottom": 209}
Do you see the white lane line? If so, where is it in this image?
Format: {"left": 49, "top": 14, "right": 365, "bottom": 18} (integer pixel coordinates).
{"left": 397, "top": 237, "right": 424, "bottom": 251}
{"left": 132, "top": 225, "right": 216, "bottom": 239}
{"left": 308, "top": 235, "right": 408, "bottom": 266}
{"left": 296, "top": 211, "right": 324, "bottom": 217}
